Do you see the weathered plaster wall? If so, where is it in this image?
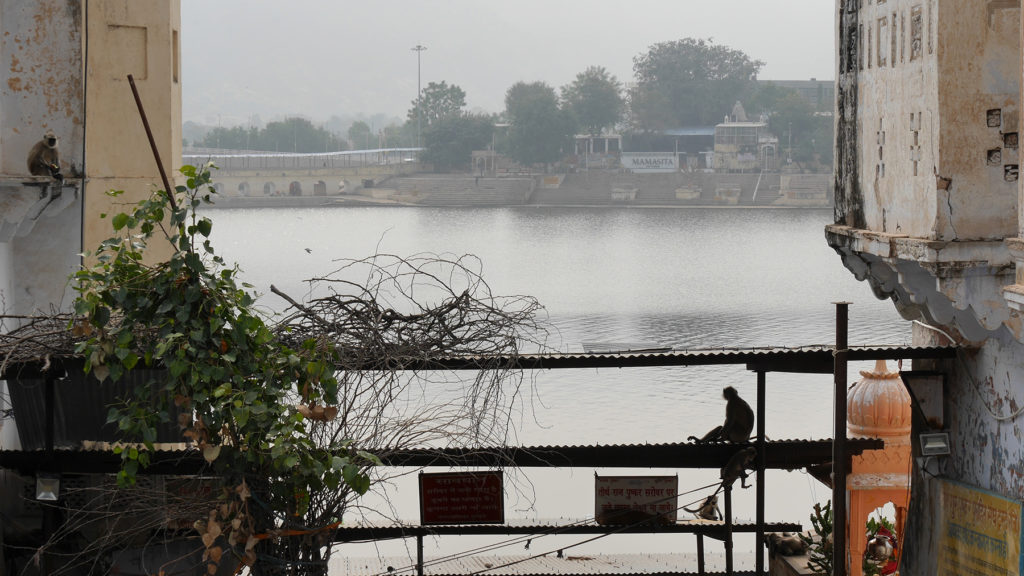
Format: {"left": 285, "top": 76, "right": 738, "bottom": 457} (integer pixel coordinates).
{"left": 843, "top": 0, "right": 1020, "bottom": 241}
{"left": 11, "top": 204, "right": 81, "bottom": 314}
{"left": 849, "top": 0, "right": 941, "bottom": 237}
{"left": 0, "top": 0, "right": 84, "bottom": 177}
{"left": 834, "top": 0, "right": 863, "bottom": 228}
{"left": 0, "top": 241, "right": 11, "bottom": 313}
{"left": 935, "top": 0, "right": 1020, "bottom": 240}
{"left": 941, "top": 329, "right": 1024, "bottom": 496}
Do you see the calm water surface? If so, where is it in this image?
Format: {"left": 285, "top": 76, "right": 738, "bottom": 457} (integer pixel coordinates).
{"left": 208, "top": 206, "right": 909, "bottom": 564}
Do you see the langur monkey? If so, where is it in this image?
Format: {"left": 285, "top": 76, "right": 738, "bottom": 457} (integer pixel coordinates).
{"left": 766, "top": 532, "right": 808, "bottom": 558}
{"left": 689, "top": 386, "right": 755, "bottom": 443}
{"left": 28, "top": 130, "right": 62, "bottom": 180}
{"left": 719, "top": 446, "right": 757, "bottom": 490}
{"left": 683, "top": 494, "right": 721, "bottom": 521}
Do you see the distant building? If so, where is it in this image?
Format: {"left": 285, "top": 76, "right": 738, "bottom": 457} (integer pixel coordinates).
{"left": 713, "top": 122, "right": 778, "bottom": 172}
{"left": 572, "top": 133, "right": 622, "bottom": 170}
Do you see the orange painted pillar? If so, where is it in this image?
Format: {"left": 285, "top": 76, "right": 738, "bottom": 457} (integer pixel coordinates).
{"left": 846, "top": 359, "right": 912, "bottom": 576}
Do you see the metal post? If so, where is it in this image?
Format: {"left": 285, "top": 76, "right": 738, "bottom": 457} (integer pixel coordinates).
{"left": 411, "top": 45, "right": 427, "bottom": 148}
{"left": 697, "top": 534, "right": 705, "bottom": 575}
{"left": 417, "top": 534, "right": 424, "bottom": 576}
{"left": 725, "top": 483, "right": 734, "bottom": 575}
{"left": 756, "top": 371, "right": 766, "bottom": 575}
{"left": 45, "top": 370, "right": 55, "bottom": 454}
{"left": 833, "top": 302, "right": 850, "bottom": 576}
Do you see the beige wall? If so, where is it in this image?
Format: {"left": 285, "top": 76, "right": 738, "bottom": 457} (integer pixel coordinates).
{"left": 83, "top": 0, "right": 181, "bottom": 258}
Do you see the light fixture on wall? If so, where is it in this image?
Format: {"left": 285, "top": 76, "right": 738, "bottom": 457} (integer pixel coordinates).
{"left": 35, "top": 473, "right": 60, "bottom": 501}
{"left": 919, "top": 432, "right": 951, "bottom": 456}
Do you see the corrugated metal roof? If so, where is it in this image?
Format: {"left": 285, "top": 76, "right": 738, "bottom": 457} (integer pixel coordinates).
{"left": 378, "top": 438, "right": 883, "bottom": 469}
{"left": 0, "top": 345, "right": 957, "bottom": 377}
{"left": 337, "top": 553, "right": 758, "bottom": 576}
{"left": 389, "top": 345, "right": 957, "bottom": 373}
{"left": 0, "top": 438, "right": 880, "bottom": 475}
{"left": 5, "top": 368, "right": 183, "bottom": 450}
{"left": 330, "top": 519, "right": 801, "bottom": 541}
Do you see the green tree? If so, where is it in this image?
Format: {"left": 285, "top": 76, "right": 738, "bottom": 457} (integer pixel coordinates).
{"left": 407, "top": 80, "right": 467, "bottom": 127}
{"left": 631, "top": 38, "right": 764, "bottom": 130}
{"left": 199, "top": 125, "right": 259, "bottom": 150}
{"left": 561, "top": 66, "right": 623, "bottom": 136}
{"left": 504, "top": 81, "right": 574, "bottom": 168}
{"left": 348, "top": 120, "right": 374, "bottom": 150}
{"left": 257, "top": 116, "right": 345, "bottom": 153}
{"left": 421, "top": 113, "right": 494, "bottom": 172}
{"left": 383, "top": 121, "right": 415, "bottom": 148}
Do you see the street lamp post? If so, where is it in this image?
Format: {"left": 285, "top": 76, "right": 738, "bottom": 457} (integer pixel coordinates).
{"left": 411, "top": 44, "right": 427, "bottom": 148}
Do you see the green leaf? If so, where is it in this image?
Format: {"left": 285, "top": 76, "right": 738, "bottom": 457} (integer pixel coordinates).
{"left": 357, "top": 450, "right": 382, "bottom": 466}
{"left": 233, "top": 407, "right": 249, "bottom": 427}
{"left": 111, "top": 213, "right": 130, "bottom": 230}
{"left": 331, "top": 456, "right": 349, "bottom": 471}
{"left": 93, "top": 306, "right": 110, "bottom": 328}
{"left": 197, "top": 218, "right": 213, "bottom": 237}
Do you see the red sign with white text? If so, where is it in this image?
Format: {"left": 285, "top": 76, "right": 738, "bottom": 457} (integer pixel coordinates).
{"left": 419, "top": 471, "right": 504, "bottom": 525}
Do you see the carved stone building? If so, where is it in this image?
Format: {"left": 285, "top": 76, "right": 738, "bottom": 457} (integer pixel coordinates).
{"left": 828, "top": 0, "right": 1024, "bottom": 573}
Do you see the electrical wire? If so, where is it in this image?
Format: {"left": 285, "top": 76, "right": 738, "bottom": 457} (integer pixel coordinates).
{"left": 913, "top": 320, "right": 1024, "bottom": 423}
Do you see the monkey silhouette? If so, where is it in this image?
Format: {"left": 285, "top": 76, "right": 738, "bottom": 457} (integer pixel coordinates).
{"left": 720, "top": 446, "right": 757, "bottom": 490}
{"left": 689, "top": 386, "right": 754, "bottom": 443}
{"left": 27, "top": 130, "right": 62, "bottom": 180}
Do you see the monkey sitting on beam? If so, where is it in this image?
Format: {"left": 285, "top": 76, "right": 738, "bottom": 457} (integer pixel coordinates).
{"left": 689, "top": 386, "right": 754, "bottom": 443}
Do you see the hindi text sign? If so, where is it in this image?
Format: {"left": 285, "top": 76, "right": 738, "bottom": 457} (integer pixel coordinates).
{"left": 595, "top": 475, "right": 678, "bottom": 525}
{"left": 419, "top": 471, "right": 504, "bottom": 525}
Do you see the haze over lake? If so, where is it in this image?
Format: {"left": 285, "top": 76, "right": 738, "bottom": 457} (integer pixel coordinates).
{"left": 207, "top": 205, "right": 908, "bottom": 566}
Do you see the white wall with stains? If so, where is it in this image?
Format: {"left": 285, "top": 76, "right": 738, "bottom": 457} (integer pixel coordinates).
{"left": 832, "top": 0, "right": 1024, "bottom": 573}
{"left": 852, "top": 0, "right": 1020, "bottom": 241}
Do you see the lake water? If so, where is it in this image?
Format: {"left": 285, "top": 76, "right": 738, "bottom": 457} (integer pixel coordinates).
{"left": 207, "top": 205, "right": 910, "bottom": 568}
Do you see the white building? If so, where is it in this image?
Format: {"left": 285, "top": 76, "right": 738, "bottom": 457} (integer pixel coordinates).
{"left": 828, "top": 0, "right": 1024, "bottom": 574}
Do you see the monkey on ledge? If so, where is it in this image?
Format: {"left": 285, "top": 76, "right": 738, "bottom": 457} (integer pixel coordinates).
{"left": 27, "top": 129, "right": 63, "bottom": 181}
{"left": 688, "top": 386, "right": 754, "bottom": 443}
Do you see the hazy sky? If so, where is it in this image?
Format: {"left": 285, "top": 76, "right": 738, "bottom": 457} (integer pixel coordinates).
{"left": 182, "top": 1, "right": 835, "bottom": 127}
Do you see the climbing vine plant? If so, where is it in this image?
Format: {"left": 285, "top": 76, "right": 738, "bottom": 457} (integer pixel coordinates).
{"left": 71, "top": 163, "right": 376, "bottom": 570}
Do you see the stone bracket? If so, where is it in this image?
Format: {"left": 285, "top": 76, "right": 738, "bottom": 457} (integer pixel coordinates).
{"left": 827, "top": 225, "right": 1014, "bottom": 342}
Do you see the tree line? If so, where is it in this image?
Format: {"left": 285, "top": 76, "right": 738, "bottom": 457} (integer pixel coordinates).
{"left": 191, "top": 38, "right": 833, "bottom": 171}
